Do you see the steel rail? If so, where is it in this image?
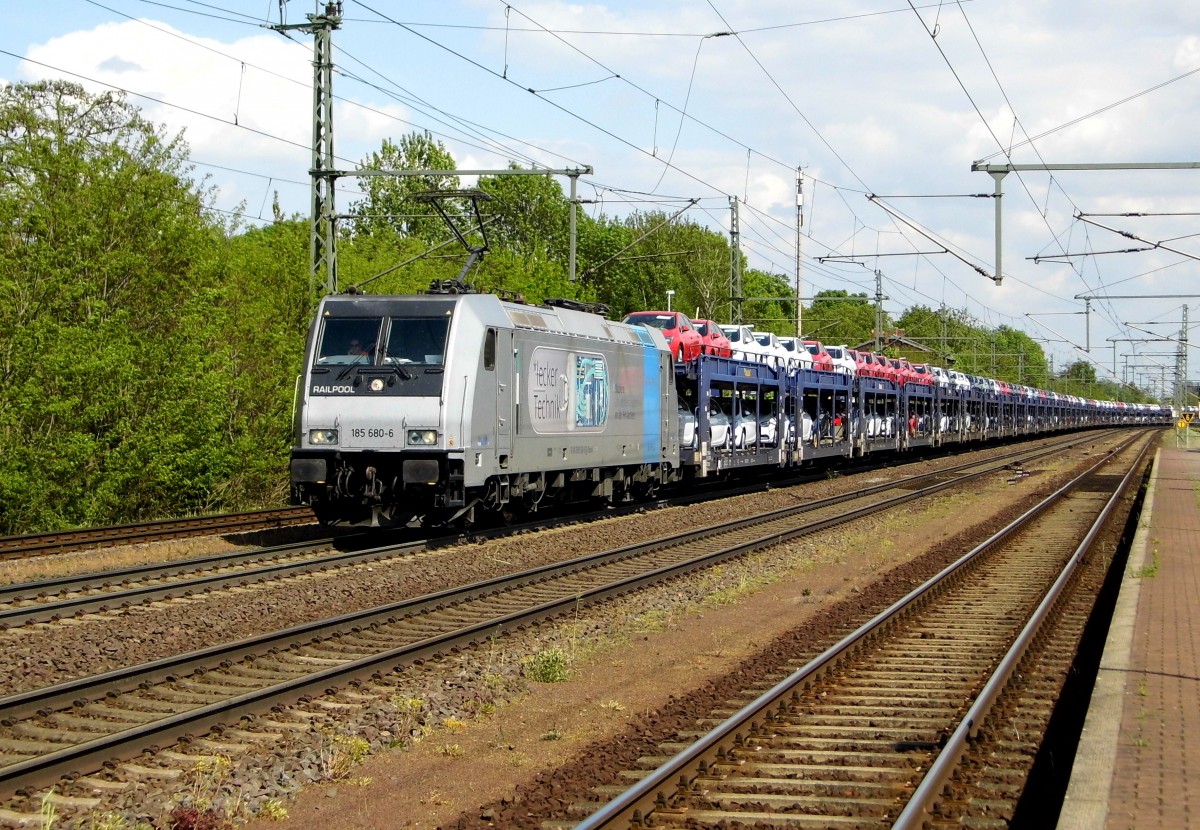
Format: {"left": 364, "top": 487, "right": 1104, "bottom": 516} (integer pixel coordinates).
{"left": 0, "top": 431, "right": 1108, "bottom": 629}
{"left": 0, "top": 508, "right": 315, "bottom": 560}
{"left": 0, "top": 538, "right": 419, "bottom": 627}
{"left": 572, "top": 431, "right": 1147, "bottom": 830}
{"left": 0, "top": 431, "right": 1134, "bottom": 799}
{"left": 0, "top": 428, "right": 1114, "bottom": 562}
{"left": 0, "top": 441, "right": 1045, "bottom": 720}
{"left": 892, "top": 435, "right": 1151, "bottom": 828}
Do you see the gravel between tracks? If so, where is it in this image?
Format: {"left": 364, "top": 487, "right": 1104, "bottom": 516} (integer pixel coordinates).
{"left": 0, "top": 440, "right": 1069, "bottom": 698}
{"left": 0, "top": 433, "right": 1131, "bottom": 828}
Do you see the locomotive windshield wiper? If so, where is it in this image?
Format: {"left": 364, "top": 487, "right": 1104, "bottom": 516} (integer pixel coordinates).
{"left": 377, "top": 344, "right": 415, "bottom": 380}
{"left": 334, "top": 354, "right": 373, "bottom": 381}
{"left": 377, "top": 363, "right": 415, "bottom": 380}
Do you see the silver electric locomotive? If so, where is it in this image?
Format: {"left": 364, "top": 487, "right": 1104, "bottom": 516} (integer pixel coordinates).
{"left": 290, "top": 293, "right": 678, "bottom": 526}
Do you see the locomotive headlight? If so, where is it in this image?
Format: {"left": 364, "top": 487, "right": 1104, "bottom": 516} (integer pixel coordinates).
{"left": 308, "top": 429, "right": 339, "bottom": 445}
{"left": 369, "top": 378, "right": 385, "bottom": 392}
{"left": 408, "top": 429, "right": 438, "bottom": 445}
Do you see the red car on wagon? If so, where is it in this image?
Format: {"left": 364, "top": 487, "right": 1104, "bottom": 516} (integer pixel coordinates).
{"left": 693, "top": 319, "right": 733, "bottom": 357}
{"left": 621, "top": 310, "right": 704, "bottom": 362}
{"left": 803, "top": 340, "right": 836, "bottom": 372}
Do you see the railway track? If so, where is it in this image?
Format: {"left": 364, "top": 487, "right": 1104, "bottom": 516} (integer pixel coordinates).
{"left": 0, "top": 536, "right": 415, "bottom": 629}
{"left": 568, "top": 431, "right": 1150, "bottom": 829}
{"left": 0, "top": 431, "right": 1112, "bottom": 630}
{"left": 0, "top": 430, "right": 1110, "bottom": 568}
{"left": 0, "top": 430, "right": 1134, "bottom": 815}
{"left": 0, "top": 508, "right": 315, "bottom": 561}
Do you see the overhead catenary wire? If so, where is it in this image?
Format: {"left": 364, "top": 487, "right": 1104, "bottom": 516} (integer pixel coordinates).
{"left": 79, "top": 0, "right": 1036, "bottom": 338}
{"left": 953, "top": 2, "right": 1178, "bottom": 345}
{"left": 346, "top": 0, "right": 941, "bottom": 309}
{"left": 906, "top": 1, "right": 1143, "bottom": 349}
{"left": 336, "top": 1, "right": 978, "bottom": 39}
{"left": 17, "top": 1, "right": 1181, "bottom": 381}
{"left": 85, "top": 0, "right": 603, "bottom": 187}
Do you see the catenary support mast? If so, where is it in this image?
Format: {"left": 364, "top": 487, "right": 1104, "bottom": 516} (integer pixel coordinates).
{"left": 971, "top": 161, "right": 1200, "bottom": 286}
{"left": 795, "top": 169, "right": 803, "bottom": 338}
{"left": 730, "top": 196, "right": 743, "bottom": 324}
{"left": 274, "top": 3, "right": 342, "bottom": 295}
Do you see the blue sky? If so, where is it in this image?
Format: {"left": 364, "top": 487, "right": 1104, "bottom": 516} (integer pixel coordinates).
{"left": 6, "top": 1, "right": 1200, "bottom": 393}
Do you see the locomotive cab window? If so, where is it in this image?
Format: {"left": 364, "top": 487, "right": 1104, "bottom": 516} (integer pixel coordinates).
{"left": 483, "top": 328, "right": 496, "bottom": 371}
{"left": 383, "top": 316, "right": 450, "bottom": 366}
{"left": 316, "top": 318, "right": 382, "bottom": 364}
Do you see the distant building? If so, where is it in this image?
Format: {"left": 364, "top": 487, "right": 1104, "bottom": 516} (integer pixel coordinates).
{"left": 852, "top": 332, "right": 945, "bottom": 366}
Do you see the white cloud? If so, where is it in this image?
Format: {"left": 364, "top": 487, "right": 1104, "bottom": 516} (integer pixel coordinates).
{"left": 20, "top": 19, "right": 405, "bottom": 218}
{"left": 10, "top": 2, "right": 1200, "bottom": 377}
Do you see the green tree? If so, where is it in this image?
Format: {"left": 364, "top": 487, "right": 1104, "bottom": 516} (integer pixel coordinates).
{"left": 803, "top": 290, "right": 877, "bottom": 346}
{"left": 213, "top": 217, "right": 314, "bottom": 503}
{"left": 337, "top": 230, "right": 457, "bottom": 296}
{"left": 477, "top": 168, "right": 571, "bottom": 263}
{"left": 577, "top": 217, "right": 639, "bottom": 311}
{"left": 993, "top": 325, "right": 1049, "bottom": 386}
{"left": 896, "top": 305, "right": 1000, "bottom": 372}
{"left": 472, "top": 169, "right": 577, "bottom": 301}
{"left": 740, "top": 269, "right": 796, "bottom": 334}
{"left": 644, "top": 218, "right": 731, "bottom": 323}
{"left": 1059, "top": 360, "right": 1098, "bottom": 383}
{"left": 346, "top": 131, "right": 459, "bottom": 243}
{"left": 0, "top": 80, "right": 232, "bottom": 532}
{"left": 575, "top": 210, "right": 735, "bottom": 320}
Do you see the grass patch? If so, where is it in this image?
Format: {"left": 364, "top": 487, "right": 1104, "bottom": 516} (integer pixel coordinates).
{"left": 391, "top": 695, "right": 424, "bottom": 715}
{"left": 164, "top": 754, "right": 239, "bottom": 829}
{"left": 257, "top": 800, "right": 289, "bottom": 822}
{"left": 1134, "top": 548, "right": 1160, "bottom": 578}
{"left": 703, "top": 573, "right": 774, "bottom": 605}
{"left": 0, "top": 539, "right": 241, "bottom": 588}
{"left": 87, "top": 814, "right": 130, "bottom": 830}
{"left": 87, "top": 814, "right": 156, "bottom": 830}
{"left": 40, "top": 791, "right": 57, "bottom": 830}
{"left": 634, "top": 608, "right": 672, "bottom": 633}
{"left": 522, "top": 647, "right": 571, "bottom": 683}
{"left": 320, "top": 734, "right": 371, "bottom": 781}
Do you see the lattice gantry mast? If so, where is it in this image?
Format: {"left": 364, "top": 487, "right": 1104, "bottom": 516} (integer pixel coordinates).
{"left": 275, "top": 3, "right": 342, "bottom": 295}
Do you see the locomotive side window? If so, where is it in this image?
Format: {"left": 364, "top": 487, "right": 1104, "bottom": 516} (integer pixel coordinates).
{"left": 483, "top": 328, "right": 496, "bottom": 371}
{"left": 383, "top": 316, "right": 450, "bottom": 365}
{"left": 316, "top": 318, "right": 382, "bottom": 364}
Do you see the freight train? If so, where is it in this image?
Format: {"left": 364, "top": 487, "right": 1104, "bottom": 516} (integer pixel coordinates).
{"left": 289, "top": 290, "right": 1170, "bottom": 527}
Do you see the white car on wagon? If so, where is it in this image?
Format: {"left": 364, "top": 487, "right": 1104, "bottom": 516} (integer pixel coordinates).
{"left": 777, "top": 336, "right": 814, "bottom": 371}
{"left": 718, "top": 324, "right": 759, "bottom": 363}
{"left": 823, "top": 344, "right": 857, "bottom": 377}
{"left": 750, "top": 331, "right": 791, "bottom": 370}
